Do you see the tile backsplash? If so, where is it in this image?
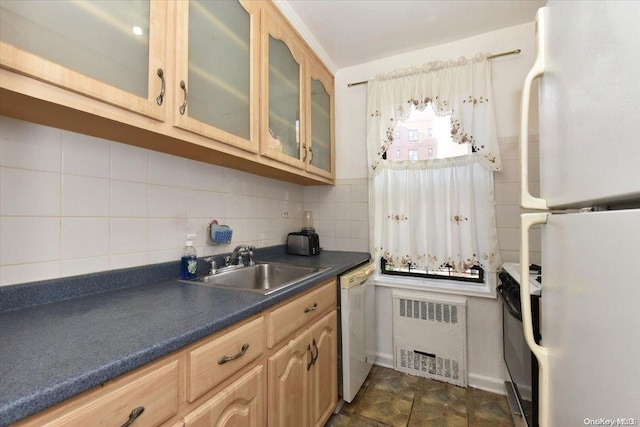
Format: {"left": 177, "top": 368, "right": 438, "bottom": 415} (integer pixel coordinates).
{"left": 0, "top": 116, "right": 371, "bottom": 286}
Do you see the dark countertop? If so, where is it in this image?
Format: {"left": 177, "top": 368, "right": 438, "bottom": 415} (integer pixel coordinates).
{"left": 0, "top": 250, "right": 370, "bottom": 426}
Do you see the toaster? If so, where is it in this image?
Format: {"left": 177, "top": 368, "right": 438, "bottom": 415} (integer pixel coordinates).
{"left": 286, "top": 232, "right": 320, "bottom": 256}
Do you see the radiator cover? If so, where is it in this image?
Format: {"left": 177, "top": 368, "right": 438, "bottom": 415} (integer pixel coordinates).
{"left": 392, "top": 290, "right": 467, "bottom": 386}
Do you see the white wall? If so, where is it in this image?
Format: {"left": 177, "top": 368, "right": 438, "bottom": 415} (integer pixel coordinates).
{"left": 331, "top": 22, "right": 542, "bottom": 393}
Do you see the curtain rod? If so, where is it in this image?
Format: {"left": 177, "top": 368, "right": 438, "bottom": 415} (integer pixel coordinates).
{"left": 347, "top": 48, "right": 521, "bottom": 87}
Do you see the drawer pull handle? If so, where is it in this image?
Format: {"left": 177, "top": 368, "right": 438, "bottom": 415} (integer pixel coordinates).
{"left": 312, "top": 338, "right": 319, "bottom": 365}
{"left": 304, "top": 303, "right": 318, "bottom": 313}
{"left": 307, "top": 344, "right": 314, "bottom": 371}
{"left": 121, "top": 406, "right": 145, "bottom": 427}
{"left": 156, "top": 68, "right": 165, "bottom": 106}
{"left": 179, "top": 80, "right": 188, "bottom": 115}
{"left": 218, "top": 343, "right": 250, "bottom": 365}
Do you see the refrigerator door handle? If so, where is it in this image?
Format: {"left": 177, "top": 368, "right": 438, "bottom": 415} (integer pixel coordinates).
{"left": 521, "top": 213, "right": 550, "bottom": 427}
{"left": 520, "top": 7, "right": 549, "bottom": 211}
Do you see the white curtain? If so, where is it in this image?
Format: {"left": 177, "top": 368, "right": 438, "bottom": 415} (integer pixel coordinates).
{"left": 367, "top": 54, "right": 502, "bottom": 273}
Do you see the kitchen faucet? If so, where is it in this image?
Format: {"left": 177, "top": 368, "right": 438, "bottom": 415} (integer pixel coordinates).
{"left": 227, "top": 245, "right": 255, "bottom": 267}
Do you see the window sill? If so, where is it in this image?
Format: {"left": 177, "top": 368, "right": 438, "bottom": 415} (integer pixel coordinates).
{"left": 374, "top": 272, "right": 496, "bottom": 299}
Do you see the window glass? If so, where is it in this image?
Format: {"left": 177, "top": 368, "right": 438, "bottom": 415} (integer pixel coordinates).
{"left": 389, "top": 105, "right": 470, "bottom": 161}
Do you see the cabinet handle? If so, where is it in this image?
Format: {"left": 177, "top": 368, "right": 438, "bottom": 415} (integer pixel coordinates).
{"left": 304, "top": 302, "right": 318, "bottom": 313}
{"left": 308, "top": 146, "right": 313, "bottom": 162}
{"left": 307, "top": 344, "right": 314, "bottom": 371}
{"left": 302, "top": 144, "right": 308, "bottom": 161}
{"left": 156, "top": 68, "right": 165, "bottom": 106}
{"left": 179, "top": 80, "right": 188, "bottom": 115}
{"left": 311, "top": 338, "right": 319, "bottom": 365}
{"left": 120, "top": 406, "right": 145, "bottom": 427}
{"left": 218, "top": 343, "right": 250, "bottom": 365}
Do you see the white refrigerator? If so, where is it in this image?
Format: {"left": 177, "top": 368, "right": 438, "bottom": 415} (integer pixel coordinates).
{"left": 519, "top": 2, "right": 640, "bottom": 427}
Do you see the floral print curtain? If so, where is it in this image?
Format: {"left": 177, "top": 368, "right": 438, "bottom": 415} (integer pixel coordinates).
{"left": 367, "top": 54, "right": 502, "bottom": 273}
{"left": 366, "top": 54, "right": 502, "bottom": 175}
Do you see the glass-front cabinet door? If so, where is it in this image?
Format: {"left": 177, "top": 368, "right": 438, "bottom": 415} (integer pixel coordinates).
{"left": 174, "top": 0, "right": 259, "bottom": 153}
{"left": 260, "top": 6, "right": 306, "bottom": 169}
{"left": 0, "top": 0, "right": 166, "bottom": 121}
{"left": 306, "top": 58, "right": 335, "bottom": 179}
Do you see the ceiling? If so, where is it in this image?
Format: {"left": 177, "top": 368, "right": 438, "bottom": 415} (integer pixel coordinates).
{"left": 282, "top": 0, "right": 546, "bottom": 69}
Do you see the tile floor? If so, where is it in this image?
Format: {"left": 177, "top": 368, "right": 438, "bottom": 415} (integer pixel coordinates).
{"left": 327, "top": 366, "right": 515, "bottom": 427}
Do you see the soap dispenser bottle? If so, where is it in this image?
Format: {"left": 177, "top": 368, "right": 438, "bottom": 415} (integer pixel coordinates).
{"left": 180, "top": 234, "right": 198, "bottom": 280}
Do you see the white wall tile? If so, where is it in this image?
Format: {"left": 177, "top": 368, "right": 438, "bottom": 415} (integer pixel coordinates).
{"left": 110, "top": 253, "right": 148, "bottom": 270}
{"left": 494, "top": 183, "right": 519, "bottom": 206}
{"left": 495, "top": 205, "right": 522, "bottom": 229}
{"left": 62, "top": 175, "right": 109, "bottom": 217}
{"left": 257, "top": 219, "right": 271, "bottom": 241}
{"left": 333, "top": 203, "right": 352, "bottom": 220}
{"left": 304, "top": 185, "right": 335, "bottom": 203}
{"left": 494, "top": 159, "right": 520, "bottom": 184}
{"left": 315, "top": 219, "right": 335, "bottom": 238}
{"left": 110, "top": 218, "right": 147, "bottom": 254}
{"left": 333, "top": 238, "right": 352, "bottom": 251}
{"left": 0, "top": 117, "right": 61, "bottom": 172}
{"left": 497, "top": 227, "right": 519, "bottom": 252}
{"left": 62, "top": 131, "right": 110, "bottom": 178}
{"left": 1, "top": 261, "right": 60, "bottom": 286}
{"left": 111, "top": 142, "right": 148, "bottom": 183}
{"left": 242, "top": 175, "right": 257, "bottom": 196}
{"left": 351, "top": 203, "right": 368, "bottom": 221}
{"left": 242, "top": 218, "right": 258, "bottom": 242}
{"left": 111, "top": 181, "right": 147, "bottom": 217}
{"left": 334, "top": 220, "right": 351, "bottom": 238}
{"left": 61, "top": 257, "right": 109, "bottom": 277}
{"left": 351, "top": 184, "right": 368, "bottom": 203}
{"left": 62, "top": 218, "right": 109, "bottom": 258}
{"left": 1, "top": 168, "right": 60, "bottom": 216}
{"left": 148, "top": 185, "right": 189, "bottom": 218}
{"left": 148, "top": 151, "right": 189, "bottom": 187}
{"left": 147, "top": 249, "right": 181, "bottom": 265}
{"left": 334, "top": 185, "right": 351, "bottom": 203}
{"left": 148, "top": 218, "right": 182, "bottom": 251}
{"left": 190, "top": 191, "right": 226, "bottom": 219}
{"left": 351, "top": 239, "right": 369, "bottom": 252}
{"left": 0, "top": 217, "right": 60, "bottom": 264}
{"left": 351, "top": 220, "right": 369, "bottom": 239}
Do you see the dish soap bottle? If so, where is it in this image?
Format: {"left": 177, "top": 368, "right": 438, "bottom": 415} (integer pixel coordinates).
{"left": 180, "top": 234, "right": 198, "bottom": 280}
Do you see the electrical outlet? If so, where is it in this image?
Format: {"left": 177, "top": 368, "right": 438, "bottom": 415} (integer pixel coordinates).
{"left": 281, "top": 208, "right": 290, "bottom": 218}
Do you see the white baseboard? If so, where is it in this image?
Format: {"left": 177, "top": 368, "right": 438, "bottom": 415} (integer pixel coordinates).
{"left": 468, "top": 373, "right": 506, "bottom": 395}
{"left": 372, "top": 352, "right": 393, "bottom": 369}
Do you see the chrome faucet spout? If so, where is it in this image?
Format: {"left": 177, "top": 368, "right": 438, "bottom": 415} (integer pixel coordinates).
{"left": 229, "top": 245, "right": 256, "bottom": 266}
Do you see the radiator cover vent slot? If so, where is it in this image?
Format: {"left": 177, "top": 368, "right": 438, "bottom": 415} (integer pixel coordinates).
{"left": 393, "top": 291, "right": 467, "bottom": 387}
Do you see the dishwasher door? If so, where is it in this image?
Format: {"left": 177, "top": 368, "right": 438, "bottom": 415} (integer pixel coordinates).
{"left": 340, "top": 261, "right": 376, "bottom": 402}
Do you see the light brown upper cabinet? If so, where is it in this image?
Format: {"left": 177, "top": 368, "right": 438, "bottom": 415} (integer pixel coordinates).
{"left": 260, "top": 5, "right": 307, "bottom": 169}
{"left": 0, "top": 0, "right": 167, "bottom": 121}
{"left": 305, "top": 57, "right": 335, "bottom": 180}
{"left": 173, "top": 0, "right": 260, "bottom": 153}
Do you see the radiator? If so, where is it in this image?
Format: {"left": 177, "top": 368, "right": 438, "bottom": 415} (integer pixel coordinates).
{"left": 392, "top": 290, "right": 467, "bottom": 386}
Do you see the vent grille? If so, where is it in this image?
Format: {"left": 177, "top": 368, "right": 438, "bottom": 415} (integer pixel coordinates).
{"left": 393, "top": 292, "right": 467, "bottom": 387}
{"left": 398, "top": 298, "right": 458, "bottom": 324}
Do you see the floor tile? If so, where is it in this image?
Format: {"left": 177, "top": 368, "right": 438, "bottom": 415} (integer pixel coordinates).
{"left": 354, "top": 386, "right": 413, "bottom": 427}
{"left": 331, "top": 366, "right": 514, "bottom": 427}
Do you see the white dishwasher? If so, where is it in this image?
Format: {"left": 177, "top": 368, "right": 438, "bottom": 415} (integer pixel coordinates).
{"left": 338, "top": 260, "right": 376, "bottom": 403}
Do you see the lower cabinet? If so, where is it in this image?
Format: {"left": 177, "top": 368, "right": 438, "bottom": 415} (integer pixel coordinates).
{"left": 181, "top": 365, "right": 265, "bottom": 427}
{"left": 267, "top": 310, "right": 337, "bottom": 427}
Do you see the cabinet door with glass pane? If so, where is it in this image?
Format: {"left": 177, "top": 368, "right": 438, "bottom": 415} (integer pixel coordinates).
{"left": 260, "top": 6, "right": 306, "bottom": 169}
{"left": 0, "top": 0, "right": 167, "bottom": 121}
{"left": 305, "top": 58, "right": 335, "bottom": 179}
{"left": 173, "top": 0, "right": 259, "bottom": 153}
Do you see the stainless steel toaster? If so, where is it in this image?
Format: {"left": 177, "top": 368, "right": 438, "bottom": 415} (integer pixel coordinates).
{"left": 286, "top": 232, "right": 320, "bottom": 256}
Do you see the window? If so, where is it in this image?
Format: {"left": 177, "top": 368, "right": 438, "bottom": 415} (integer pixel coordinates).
{"left": 394, "top": 149, "right": 401, "bottom": 159}
{"left": 386, "top": 106, "right": 470, "bottom": 161}
{"left": 381, "top": 258, "right": 484, "bottom": 283}
{"left": 408, "top": 149, "right": 418, "bottom": 160}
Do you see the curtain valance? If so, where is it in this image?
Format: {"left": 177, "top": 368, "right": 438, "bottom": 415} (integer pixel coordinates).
{"left": 366, "top": 53, "right": 502, "bottom": 174}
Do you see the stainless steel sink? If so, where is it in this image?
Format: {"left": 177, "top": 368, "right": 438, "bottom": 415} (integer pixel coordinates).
{"left": 189, "top": 262, "right": 329, "bottom": 295}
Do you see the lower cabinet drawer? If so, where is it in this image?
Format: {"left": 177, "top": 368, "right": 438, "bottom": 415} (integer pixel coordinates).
{"left": 36, "top": 360, "right": 180, "bottom": 427}
{"left": 187, "top": 316, "right": 264, "bottom": 402}
{"left": 181, "top": 365, "right": 265, "bottom": 427}
{"left": 265, "top": 279, "right": 336, "bottom": 348}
